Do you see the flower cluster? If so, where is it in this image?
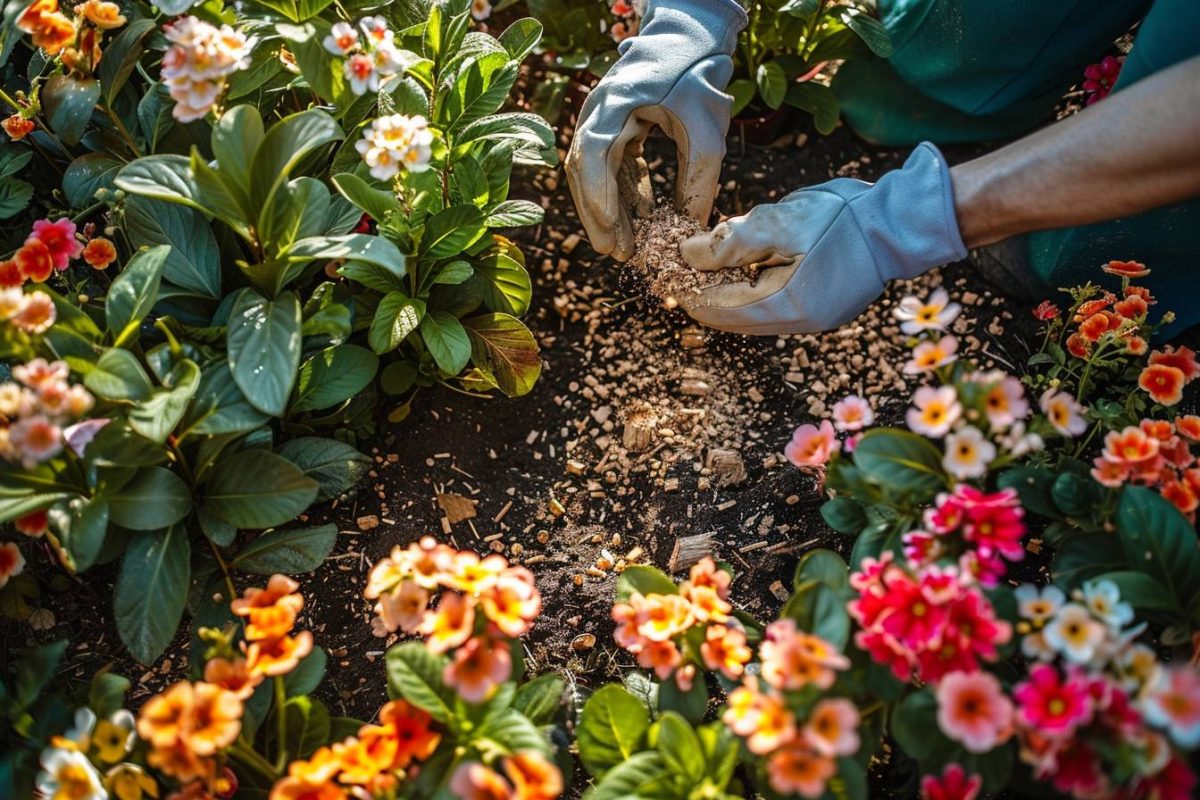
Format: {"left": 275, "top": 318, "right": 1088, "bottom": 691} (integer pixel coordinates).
{"left": 231, "top": 573, "right": 314, "bottom": 678}
{"left": 1090, "top": 416, "right": 1200, "bottom": 518}
{"left": 366, "top": 538, "right": 541, "bottom": 703}
{"left": 446, "top": 752, "right": 564, "bottom": 800}
{"left": 1081, "top": 55, "right": 1123, "bottom": 105}
{"left": 322, "top": 16, "right": 405, "bottom": 97}
{"left": 611, "top": 557, "right": 750, "bottom": 690}
{"left": 609, "top": 1, "right": 639, "bottom": 42}
{"left": 161, "top": 16, "right": 252, "bottom": 122}
{"left": 17, "top": 0, "right": 125, "bottom": 74}
{"left": 904, "top": 484, "right": 1027, "bottom": 586}
{"left": 356, "top": 113, "right": 434, "bottom": 182}
{"left": 1006, "top": 579, "right": 1198, "bottom": 799}
{"left": 723, "top": 620, "right": 856, "bottom": 798}
{"left": 271, "top": 699, "right": 443, "bottom": 799}
{"left": 0, "top": 358, "right": 96, "bottom": 469}
{"left": 36, "top": 706, "right": 164, "bottom": 800}
{"left": 848, "top": 552, "right": 1011, "bottom": 684}
{"left": 2, "top": 217, "right": 84, "bottom": 285}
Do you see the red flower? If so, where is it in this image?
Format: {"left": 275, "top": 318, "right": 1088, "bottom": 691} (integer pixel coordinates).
{"left": 1124, "top": 285, "right": 1155, "bottom": 304}
{"left": 1074, "top": 293, "right": 1115, "bottom": 321}
{"left": 1139, "top": 364, "right": 1185, "bottom": 406}
{"left": 920, "top": 763, "right": 982, "bottom": 800}
{"left": 1100, "top": 258, "right": 1146, "bottom": 278}
{"left": 0, "top": 259, "right": 22, "bottom": 287}
{"left": 27, "top": 218, "right": 83, "bottom": 271}
{"left": 2, "top": 114, "right": 34, "bottom": 141}
{"left": 1032, "top": 301, "right": 1059, "bottom": 321}
{"left": 1113, "top": 294, "right": 1147, "bottom": 319}
{"left": 1082, "top": 56, "right": 1123, "bottom": 105}
{"left": 1149, "top": 345, "right": 1199, "bottom": 382}
{"left": 15, "top": 509, "right": 49, "bottom": 537}
{"left": 1125, "top": 335, "right": 1148, "bottom": 355}
{"left": 14, "top": 240, "right": 54, "bottom": 282}
{"left": 1066, "top": 333, "right": 1090, "bottom": 359}
{"left": 1078, "top": 310, "right": 1121, "bottom": 342}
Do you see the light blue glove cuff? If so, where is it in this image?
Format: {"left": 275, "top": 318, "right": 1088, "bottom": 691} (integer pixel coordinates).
{"left": 640, "top": 0, "right": 748, "bottom": 55}
{"left": 818, "top": 142, "right": 968, "bottom": 282}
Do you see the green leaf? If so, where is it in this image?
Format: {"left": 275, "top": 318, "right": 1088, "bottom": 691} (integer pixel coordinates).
{"left": 0, "top": 177, "right": 32, "bottom": 219}
{"left": 115, "top": 155, "right": 225, "bottom": 224}
{"left": 727, "top": 78, "right": 756, "bottom": 117}
{"left": 784, "top": 82, "right": 840, "bottom": 135}
{"left": 820, "top": 496, "right": 867, "bottom": 534}
{"left": 369, "top": 292, "right": 426, "bottom": 354}
{"left": 226, "top": 289, "right": 302, "bottom": 417}
{"left": 42, "top": 75, "right": 100, "bottom": 146}
{"left": 205, "top": 449, "right": 318, "bottom": 529}
{"left": 891, "top": 689, "right": 957, "bottom": 761}
{"left": 281, "top": 696, "right": 330, "bottom": 758}
{"left": 211, "top": 107, "right": 263, "bottom": 194}
{"left": 287, "top": 234, "right": 407, "bottom": 279}
{"left": 386, "top": 643, "right": 455, "bottom": 723}
{"left": 123, "top": 196, "right": 221, "bottom": 298}
{"left": 419, "top": 311, "right": 471, "bottom": 375}
{"left": 756, "top": 61, "right": 787, "bottom": 110}
{"left": 658, "top": 679, "right": 707, "bottom": 728}
{"left": 419, "top": 205, "right": 487, "bottom": 260}
{"left": 13, "top": 640, "right": 67, "bottom": 710}
{"left": 616, "top": 565, "right": 677, "bottom": 601}
{"left": 89, "top": 671, "right": 131, "bottom": 718}
{"left": 1052, "top": 532, "right": 1127, "bottom": 589}
{"left": 1116, "top": 486, "right": 1200, "bottom": 609}
{"left": 63, "top": 153, "right": 122, "bottom": 207}
{"left": 443, "top": 53, "right": 520, "bottom": 135}
{"left": 98, "top": 19, "right": 156, "bottom": 104}
{"left": 852, "top": 429, "right": 948, "bottom": 497}
{"left": 485, "top": 199, "right": 544, "bottom": 228}
{"left": 656, "top": 712, "right": 704, "bottom": 783}
{"left": 106, "top": 245, "right": 169, "bottom": 346}
{"left": 115, "top": 524, "right": 191, "bottom": 663}
{"left": 472, "top": 250, "right": 531, "bottom": 315}
{"left": 183, "top": 362, "right": 270, "bottom": 436}
{"left": 577, "top": 685, "right": 650, "bottom": 777}
{"left": 781, "top": 580, "right": 851, "bottom": 650}
{"left": 276, "top": 437, "right": 370, "bottom": 503}
{"left": 585, "top": 752, "right": 666, "bottom": 799}
{"left": 997, "top": 466, "right": 1059, "bottom": 520}
{"left": 137, "top": 84, "right": 175, "bottom": 151}
{"left": 285, "top": 647, "right": 327, "bottom": 696}
{"left": 841, "top": 9, "right": 893, "bottom": 57}
{"left": 380, "top": 361, "right": 418, "bottom": 396}
{"left": 249, "top": 108, "right": 343, "bottom": 214}
{"left": 230, "top": 524, "right": 337, "bottom": 574}
{"left": 331, "top": 173, "right": 401, "bottom": 222}
{"left": 85, "top": 348, "right": 154, "bottom": 401}
{"left": 512, "top": 673, "right": 565, "bottom": 726}
{"left": 292, "top": 345, "right": 378, "bottom": 412}
{"left": 432, "top": 260, "right": 473, "bottom": 285}
{"left": 1051, "top": 472, "right": 1102, "bottom": 520}
{"left": 462, "top": 313, "right": 540, "bottom": 397}
{"left": 108, "top": 467, "right": 192, "bottom": 531}
{"left": 54, "top": 495, "right": 109, "bottom": 572}
{"left": 129, "top": 360, "right": 201, "bottom": 444}
{"left": 476, "top": 708, "right": 551, "bottom": 755}
{"left": 498, "top": 18, "right": 542, "bottom": 61}
{"left": 189, "top": 151, "right": 250, "bottom": 234}
{"left": 794, "top": 548, "right": 850, "bottom": 592}
{"left": 278, "top": 23, "right": 341, "bottom": 101}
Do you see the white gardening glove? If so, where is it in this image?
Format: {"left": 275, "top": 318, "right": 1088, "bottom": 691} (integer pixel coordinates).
{"left": 678, "top": 143, "right": 969, "bottom": 334}
{"left": 565, "top": 0, "right": 747, "bottom": 260}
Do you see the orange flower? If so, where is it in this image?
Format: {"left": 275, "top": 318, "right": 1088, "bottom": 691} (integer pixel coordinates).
{"left": 246, "top": 631, "right": 313, "bottom": 677}
{"left": 1149, "top": 345, "right": 1199, "bottom": 382}
{"left": 270, "top": 776, "right": 347, "bottom": 800}
{"left": 443, "top": 635, "right": 511, "bottom": 703}
{"left": 1139, "top": 364, "right": 1185, "bottom": 406}
{"left": 635, "top": 638, "right": 682, "bottom": 680}
{"left": 1073, "top": 293, "right": 1115, "bottom": 321}
{"left": 445, "top": 550, "right": 507, "bottom": 594}
{"left": 332, "top": 730, "right": 397, "bottom": 786}
{"left": 503, "top": 750, "right": 563, "bottom": 800}
{"left": 74, "top": 0, "right": 124, "bottom": 28}
{"left": 1125, "top": 335, "right": 1148, "bottom": 355}
{"left": 377, "top": 699, "right": 440, "bottom": 767}
{"left": 766, "top": 742, "right": 835, "bottom": 798}
{"left": 1102, "top": 426, "right": 1160, "bottom": 467}
{"left": 1176, "top": 415, "right": 1200, "bottom": 442}
{"left": 419, "top": 591, "right": 476, "bottom": 653}
{"left": 700, "top": 623, "right": 752, "bottom": 680}
{"left": 203, "top": 656, "right": 263, "bottom": 700}
{"left": 1162, "top": 480, "right": 1198, "bottom": 516}
{"left": 137, "top": 681, "right": 194, "bottom": 749}
{"left": 232, "top": 574, "right": 304, "bottom": 641}
{"left": 448, "top": 762, "right": 512, "bottom": 800}
{"left": 181, "top": 682, "right": 243, "bottom": 755}
{"left": 803, "top": 699, "right": 861, "bottom": 757}
{"left": 0, "top": 543, "right": 25, "bottom": 589}
{"left": 479, "top": 567, "right": 541, "bottom": 637}
{"left": 1078, "top": 310, "right": 1121, "bottom": 342}
{"left": 1125, "top": 285, "right": 1154, "bottom": 304}
{"left": 688, "top": 556, "right": 732, "bottom": 599}
{"left": 374, "top": 578, "right": 430, "bottom": 635}
{"left": 18, "top": 1, "right": 76, "bottom": 56}
{"left": 3, "top": 114, "right": 34, "bottom": 141}
{"left": 1066, "top": 333, "right": 1090, "bottom": 359}
{"left": 760, "top": 621, "right": 850, "bottom": 691}
{"left": 11, "top": 291, "right": 56, "bottom": 333}
{"left": 15, "top": 508, "right": 49, "bottom": 537}
{"left": 0, "top": 258, "right": 21, "bottom": 287}
{"left": 1102, "top": 259, "right": 1150, "bottom": 279}
{"left": 1139, "top": 419, "right": 1175, "bottom": 442}
{"left": 147, "top": 742, "right": 213, "bottom": 783}
{"left": 635, "top": 592, "right": 693, "bottom": 642}
{"left": 81, "top": 237, "right": 116, "bottom": 269}
{"left": 1113, "top": 294, "right": 1148, "bottom": 319}
{"left": 15, "top": 239, "right": 54, "bottom": 282}
{"left": 285, "top": 746, "right": 343, "bottom": 785}
{"left": 684, "top": 582, "right": 731, "bottom": 623}
{"left": 724, "top": 684, "right": 796, "bottom": 755}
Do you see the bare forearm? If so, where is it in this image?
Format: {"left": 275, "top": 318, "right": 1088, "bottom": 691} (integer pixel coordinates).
{"left": 950, "top": 55, "right": 1200, "bottom": 248}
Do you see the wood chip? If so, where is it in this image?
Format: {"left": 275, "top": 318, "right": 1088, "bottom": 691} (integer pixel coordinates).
{"left": 436, "top": 493, "right": 478, "bottom": 524}
{"left": 668, "top": 531, "right": 717, "bottom": 573}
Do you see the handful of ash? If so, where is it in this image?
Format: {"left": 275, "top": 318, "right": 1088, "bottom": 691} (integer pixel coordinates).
{"left": 628, "top": 204, "right": 759, "bottom": 310}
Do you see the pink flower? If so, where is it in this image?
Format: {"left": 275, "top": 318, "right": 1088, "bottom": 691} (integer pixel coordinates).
{"left": 1090, "top": 455, "right": 1129, "bottom": 488}
{"left": 448, "top": 762, "right": 512, "bottom": 799}
{"left": 936, "top": 671, "right": 1014, "bottom": 753}
{"left": 830, "top": 394, "right": 874, "bottom": 432}
{"left": 1032, "top": 301, "right": 1059, "bottom": 321}
{"left": 920, "top": 764, "right": 982, "bottom": 800}
{"left": 803, "top": 698, "right": 860, "bottom": 757}
{"left": 1014, "top": 664, "right": 1094, "bottom": 737}
{"left": 905, "top": 335, "right": 958, "bottom": 374}
{"left": 8, "top": 414, "right": 62, "bottom": 467}
{"left": 1082, "top": 55, "right": 1123, "bottom": 105}
{"left": 1141, "top": 667, "right": 1200, "bottom": 748}
{"left": 63, "top": 418, "right": 109, "bottom": 457}
{"left": 27, "top": 218, "right": 82, "bottom": 271}
{"left": 443, "top": 636, "right": 511, "bottom": 704}
{"left": 906, "top": 386, "right": 961, "bottom": 437}
{"left": 980, "top": 373, "right": 1028, "bottom": 430}
{"left": 610, "top": 19, "right": 637, "bottom": 42}
{"left": 785, "top": 420, "right": 836, "bottom": 468}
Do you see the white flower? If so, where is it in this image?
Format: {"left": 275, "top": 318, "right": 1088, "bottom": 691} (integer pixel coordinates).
{"left": 8, "top": 413, "right": 62, "bottom": 467}
{"left": 471, "top": 0, "right": 493, "bottom": 20}
{"left": 1039, "top": 389, "right": 1088, "bottom": 437}
{"left": 372, "top": 41, "right": 402, "bottom": 76}
{"left": 906, "top": 385, "right": 962, "bottom": 438}
{"left": 1014, "top": 584, "right": 1064, "bottom": 624}
{"left": 323, "top": 21, "right": 360, "bottom": 55}
{"left": 359, "top": 15, "right": 393, "bottom": 47}
{"left": 904, "top": 334, "right": 958, "bottom": 374}
{"left": 161, "top": 16, "right": 252, "bottom": 122}
{"left": 830, "top": 394, "right": 874, "bottom": 432}
{"left": 942, "top": 426, "right": 995, "bottom": 479}
{"left": 36, "top": 747, "right": 105, "bottom": 800}
{"left": 62, "top": 707, "right": 97, "bottom": 748}
{"left": 999, "top": 421, "right": 1044, "bottom": 457}
{"left": 1078, "top": 580, "right": 1133, "bottom": 630}
{"left": 0, "top": 286, "right": 25, "bottom": 318}
{"left": 1119, "top": 643, "right": 1161, "bottom": 692}
{"left": 355, "top": 114, "right": 434, "bottom": 180}
{"left": 1043, "top": 603, "right": 1107, "bottom": 664}
{"left": 344, "top": 52, "right": 380, "bottom": 96}
{"left": 894, "top": 288, "right": 961, "bottom": 334}
{"left": 1020, "top": 630, "right": 1056, "bottom": 662}
{"left": 980, "top": 371, "right": 1029, "bottom": 430}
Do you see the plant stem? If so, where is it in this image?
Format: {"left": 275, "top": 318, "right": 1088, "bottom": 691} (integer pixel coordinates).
{"left": 0, "top": 87, "right": 73, "bottom": 163}
{"left": 274, "top": 676, "right": 289, "bottom": 771}
{"left": 104, "top": 104, "right": 142, "bottom": 158}
{"left": 206, "top": 538, "right": 239, "bottom": 605}
{"left": 803, "top": 0, "right": 829, "bottom": 61}
{"left": 228, "top": 740, "right": 280, "bottom": 783}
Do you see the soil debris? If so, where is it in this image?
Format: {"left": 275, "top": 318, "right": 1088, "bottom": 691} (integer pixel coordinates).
{"left": 629, "top": 204, "right": 756, "bottom": 308}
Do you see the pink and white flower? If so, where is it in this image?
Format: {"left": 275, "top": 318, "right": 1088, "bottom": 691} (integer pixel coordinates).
{"left": 830, "top": 394, "right": 874, "bottom": 432}
{"left": 784, "top": 420, "right": 836, "bottom": 468}
{"left": 356, "top": 114, "right": 434, "bottom": 181}
{"left": 894, "top": 288, "right": 961, "bottom": 334}
{"left": 323, "top": 21, "right": 359, "bottom": 55}
{"left": 1042, "top": 603, "right": 1107, "bottom": 665}
{"left": 905, "top": 335, "right": 958, "bottom": 374}
{"left": 1141, "top": 667, "right": 1200, "bottom": 748}
{"left": 942, "top": 426, "right": 995, "bottom": 480}
{"left": 161, "top": 17, "right": 252, "bottom": 122}
{"left": 936, "top": 670, "right": 1014, "bottom": 753}
{"left": 906, "top": 386, "right": 962, "bottom": 438}
{"left": 1039, "top": 389, "right": 1088, "bottom": 437}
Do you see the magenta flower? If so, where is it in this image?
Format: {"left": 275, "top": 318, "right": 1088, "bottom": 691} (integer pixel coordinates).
{"left": 1082, "top": 55, "right": 1123, "bottom": 105}
{"left": 27, "top": 218, "right": 82, "bottom": 271}
{"left": 920, "top": 764, "right": 982, "bottom": 800}
{"left": 1014, "top": 664, "right": 1094, "bottom": 737}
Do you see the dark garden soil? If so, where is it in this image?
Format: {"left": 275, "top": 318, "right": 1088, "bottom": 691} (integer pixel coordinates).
{"left": 4, "top": 108, "right": 1121, "bottom": 795}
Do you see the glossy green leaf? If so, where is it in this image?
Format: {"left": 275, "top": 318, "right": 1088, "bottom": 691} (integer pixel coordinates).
{"left": 106, "top": 245, "right": 169, "bottom": 345}
{"left": 229, "top": 524, "right": 337, "bottom": 574}
{"left": 63, "top": 153, "right": 122, "bottom": 207}
{"left": 369, "top": 292, "right": 426, "bottom": 354}
{"left": 123, "top": 196, "right": 221, "bottom": 298}
{"left": 98, "top": 19, "right": 156, "bottom": 104}
{"left": 419, "top": 311, "right": 471, "bottom": 375}
{"left": 204, "top": 449, "right": 318, "bottom": 529}
{"left": 841, "top": 8, "right": 893, "bottom": 57}
{"left": 249, "top": 109, "right": 342, "bottom": 213}
{"left": 54, "top": 494, "right": 109, "bottom": 572}
{"left": 115, "top": 524, "right": 191, "bottom": 663}
{"left": 578, "top": 685, "right": 651, "bottom": 777}
{"left": 616, "top": 565, "right": 677, "bottom": 601}
{"left": 42, "top": 75, "right": 100, "bottom": 146}
{"left": 1116, "top": 486, "right": 1200, "bottom": 609}
{"left": 756, "top": 61, "right": 787, "bottom": 110}
{"left": 292, "top": 345, "right": 378, "bottom": 412}
{"left": 108, "top": 467, "right": 192, "bottom": 531}
{"left": 419, "top": 205, "right": 487, "bottom": 260}
{"left": 276, "top": 437, "right": 370, "bottom": 503}
{"left": 498, "top": 18, "right": 542, "bottom": 61}
{"left": 212, "top": 105, "right": 264, "bottom": 199}
{"left": 226, "top": 289, "right": 302, "bottom": 417}
{"left": 852, "top": 428, "right": 948, "bottom": 497}
{"left": 281, "top": 696, "right": 330, "bottom": 759}
{"left": 331, "top": 172, "right": 401, "bottom": 222}
{"left": 512, "top": 673, "right": 565, "bottom": 726}
{"left": 784, "top": 82, "right": 840, "bottom": 135}
{"left": 128, "top": 359, "right": 201, "bottom": 444}
{"left": 85, "top": 348, "right": 154, "bottom": 401}
{"left": 386, "top": 643, "right": 454, "bottom": 723}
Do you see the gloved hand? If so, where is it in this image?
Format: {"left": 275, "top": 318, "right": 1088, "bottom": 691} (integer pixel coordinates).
{"left": 678, "top": 143, "right": 968, "bottom": 335}
{"left": 565, "top": 0, "right": 747, "bottom": 261}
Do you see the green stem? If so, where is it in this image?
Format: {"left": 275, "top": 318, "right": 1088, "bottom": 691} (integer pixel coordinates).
{"left": 228, "top": 740, "right": 280, "bottom": 783}
{"left": 71, "top": 201, "right": 105, "bottom": 224}
{"left": 274, "top": 676, "right": 289, "bottom": 771}
{"left": 207, "top": 538, "right": 239, "bottom": 605}
{"left": 104, "top": 104, "right": 142, "bottom": 158}
{"left": 803, "top": 0, "right": 829, "bottom": 61}
{"left": 0, "top": 87, "right": 73, "bottom": 163}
